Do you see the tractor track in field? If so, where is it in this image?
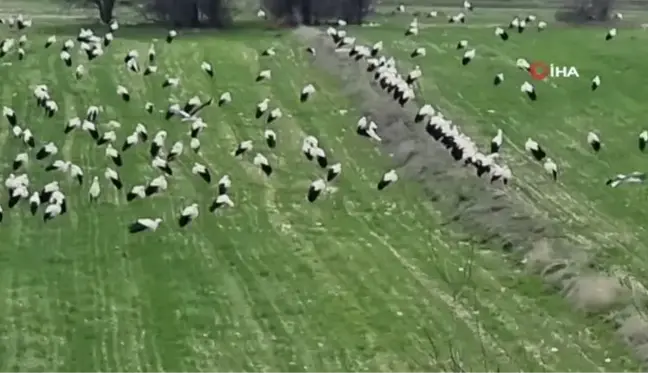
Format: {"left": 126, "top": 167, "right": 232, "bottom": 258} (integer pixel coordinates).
{"left": 293, "top": 25, "right": 648, "bottom": 369}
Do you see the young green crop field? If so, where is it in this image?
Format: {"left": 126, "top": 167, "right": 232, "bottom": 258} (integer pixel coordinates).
{"left": 358, "top": 10, "right": 648, "bottom": 265}
{"left": 0, "top": 6, "right": 646, "bottom": 372}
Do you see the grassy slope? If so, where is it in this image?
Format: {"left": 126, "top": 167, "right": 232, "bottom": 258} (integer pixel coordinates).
{"left": 0, "top": 19, "right": 639, "bottom": 372}
{"left": 353, "top": 9, "right": 648, "bottom": 367}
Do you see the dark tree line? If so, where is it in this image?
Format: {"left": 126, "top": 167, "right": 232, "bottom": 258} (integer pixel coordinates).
{"left": 555, "top": 0, "right": 616, "bottom": 22}
{"left": 68, "top": 0, "right": 616, "bottom": 27}
{"left": 260, "top": 0, "right": 374, "bottom": 26}
{"left": 141, "top": 0, "right": 233, "bottom": 28}
{"left": 66, "top": 0, "right": 375, "bottom": 27}
{"left": 67, "top": 0, "right": 233, "bottom": 27}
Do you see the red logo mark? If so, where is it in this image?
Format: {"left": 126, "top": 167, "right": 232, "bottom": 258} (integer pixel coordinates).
{"left": 529, "top": 61, "right": 550, "bottom": 80}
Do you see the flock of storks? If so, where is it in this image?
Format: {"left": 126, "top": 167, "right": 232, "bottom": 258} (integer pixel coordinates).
{"left": 339, "top": 4, "right": 644, "bottom": 189}
{"left": 0, "top": 17, "right": 237, "bottom": 232}
{"left": 0, "top": 5, "right": 640, "bottom": 234}
{"left": 0, "top": 11, "right": 407, "bottom": 234}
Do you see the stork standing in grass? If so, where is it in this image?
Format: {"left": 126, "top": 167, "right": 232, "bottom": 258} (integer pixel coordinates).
{"left": 191, "top": 163, "right": 211, "bottom": 183}
{"left": 587, "top": 131, "right": 601, "bottom": 152}
{"left": 129, "top": 218, "right": 163, "bottom": 233}
{"left": 300, "top": 84, "right": 316, "bottom": 103}
{"left": 254, "top": 153, "right": 272, "bottom": 176}
{"left": 218, "top": 175, "right": 231, "bottom": 195}
{"left": 415, "top": 104, "right": 435, "bottom": 123}
{"left": 639, "top": 131, "right": 648, "bottom": 152}
{"left": 209, "top": 194, "right": 234, "bottom": 212}
{"left": 377, "top": 170, "right": 398, "bottom": 190}
{"left": 327, "top": 163, "right": 342, "bottom": 182}
{"left": 307, "top": 179, "right": 326, "bottom": 202}
{"left": 126, "top": 185, "right": 146, "bottom": 202}
{"left": 544, "top": 158, "right": 558, "bottom": 181}
{"left": 525, "top": 138, "right": 545, "bottom": 161}
{"left": 178, "top": 204, "right": 199, "bottom": 227}
{"left": 490, "top": 129, "right": 503, "bottom": 154}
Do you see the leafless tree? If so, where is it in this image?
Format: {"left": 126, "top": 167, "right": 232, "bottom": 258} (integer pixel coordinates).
{"left": 65, "top": 0, "right": 117, "bottom": 23}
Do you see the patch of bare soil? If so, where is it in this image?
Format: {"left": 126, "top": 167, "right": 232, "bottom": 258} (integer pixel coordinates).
{"left": 293, "top": 25, "right": 648, "bottom": 367}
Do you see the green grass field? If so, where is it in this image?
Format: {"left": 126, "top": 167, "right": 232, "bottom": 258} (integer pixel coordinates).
{"left": 355, "top": 13, "right": 648, "bottom": 256}
{"left": 0, "top": 6, "right": 646, "bottom": 372}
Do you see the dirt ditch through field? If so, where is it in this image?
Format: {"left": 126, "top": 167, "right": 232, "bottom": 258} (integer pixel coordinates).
{"left": 293, "top": 25, "right": 648, "bottom": 367}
